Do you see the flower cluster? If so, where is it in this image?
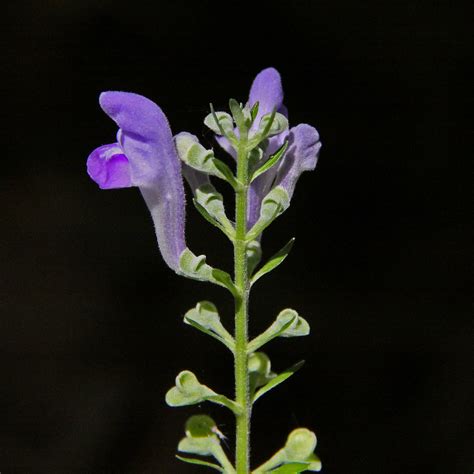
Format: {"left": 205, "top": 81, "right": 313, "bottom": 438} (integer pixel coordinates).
{"left": 87, "top": 68, "right": 320, "bottom": 271}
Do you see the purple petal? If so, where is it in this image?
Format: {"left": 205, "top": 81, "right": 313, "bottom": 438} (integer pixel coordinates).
{"left": 87, "top": 143, "right": 132, "bottom": 189}
{"left": 274, "top": 124, "right": 321, "bottom": 199}
{"left": 96, "top": 91, "right": 186, "bottom": 271}
{"left": 215, "top": 135, "right": 237, "bottom": 160}
{"left": 248, "top": 67, "right": 284, "bottom": 126}
{"left": 214, "top": 68, "right": 284, "bottom": 163}
{"left": 246, "top": 68, "right": 287, "bottom": 228}
{"left": 100, "top": 92, "right": 177, "bottom": 187}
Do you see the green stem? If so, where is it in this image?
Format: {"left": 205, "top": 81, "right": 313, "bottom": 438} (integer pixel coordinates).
{"left": 234, "top": 132, "right": 251, "bottom": 473}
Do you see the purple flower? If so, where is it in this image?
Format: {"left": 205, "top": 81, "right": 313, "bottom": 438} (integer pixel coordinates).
{"left": 214, "top": 68, "right": 321, "bottom": 229}
{"left": 87, "top": 91, "right": 186, "bottom": 271}
{"left": 246, "top": 67, "right": 321, "bottom": 228}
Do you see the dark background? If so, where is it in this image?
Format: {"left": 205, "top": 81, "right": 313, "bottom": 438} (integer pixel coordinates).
{"left": 1, "top": 1, "right": 472, "bottom": 473}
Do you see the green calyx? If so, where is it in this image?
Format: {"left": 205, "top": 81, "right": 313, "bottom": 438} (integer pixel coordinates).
{"left": 177, "top": 415, "right": 236, "bottom": 473}
{"left": 248, "top": 308, "right": 310, "bottom": 353}
{"left": 252, "top": 428, "right": 321, "bottom": 473}
{"left": 184, "top": 301, "right": 235, "bottom": 351}
{"left": 166, "top": 370, "right": 241, "bottom": 415}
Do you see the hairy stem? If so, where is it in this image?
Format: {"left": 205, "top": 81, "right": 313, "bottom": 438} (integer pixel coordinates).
{"left": 234, "top": 132, "right": 250, "bottom": 473}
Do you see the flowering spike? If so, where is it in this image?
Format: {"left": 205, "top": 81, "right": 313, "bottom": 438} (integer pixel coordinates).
{"left": 86, "top": 67, "right": 322, "bottom": 473}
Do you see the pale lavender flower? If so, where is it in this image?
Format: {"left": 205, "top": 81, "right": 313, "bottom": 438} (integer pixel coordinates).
{"left": 248, "top": 68, "right": 321, "bottom": 227}
{"left": 87, "top": 92, "right": 186, "bottom": 271}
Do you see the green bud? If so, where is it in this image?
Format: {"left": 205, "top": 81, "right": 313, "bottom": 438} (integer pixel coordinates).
{"left": 247, "top": 186, "right": 290, "bottom": 240}
{"left": 247, "top": 240, "right": 262, "bottom": 275}
{"left": 204, "top": 110, "right": 234, "bottom": 136}
{"left": 178, "top": 416, "right": 236, "bottom": 472}
{"left": 166, "top": 370, "right": 216, "bottom": 407}
{"left": 175, "top": 133, "right": 213, "bottom": 171}
{"left": 166, "top": 368, "right": 240, "bottom": 413}
{"left": 248, "top": 145, "right": 264, "bottom": 172}
{"left": 248, "top": 352, "right": 275, "bottom": 394}
{"left": 175, "top": 134, "right": 235, "bottom": 186}
{"left": 284, "top": 428, "right": 317, "bottom": 461}
{"left": 261, "top": 186, "right": 291, "bottom": 218}
{"left": 179, "top": 249, "right": 214, "bottom": 281}
{"left": 248, "top": 351, "right": 273, "bottom": 377}
{"left": 247, "top": 307, "right": 309, "bottom": 353}
{"left": 184, "top": 301, "right": 221, "bottom": 332}
{"left": 178, "top": 249, "right": 236, "bottom": 295}
{"left": 195, "top": 184, "right": 233, "bottom": 232}
{"left": 275, "top": 309, "right": 310, "bottom": 337}
{"left": 184, "top": 301, "right": 234, "bottom": 351}
{"left": 185, "top": 414, "right": 217, "bottom": 438}
{"left": 257, "top": 112, "right": 289, "bottom": 137}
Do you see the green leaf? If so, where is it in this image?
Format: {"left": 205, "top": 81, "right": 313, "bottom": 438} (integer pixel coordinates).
{"left": 252, "top": 360, "right": 305, "bottom": 403}
{"left": 251, "top": 141, "right": 288, "bottom": 183}
{"left": 260, "top": 107, "right": 277, "bottom": 138}
{"left": 269, "top": 462, "right": 310, "bottom": 473}
{"left": 212, "top": 158, "right": 239, "bottom": 189}
{"left": 250, "top": 101, "right": 260, "bottom": 121}
{"left": 229, "top": 98, "right": 245, "bottom": 130}
{"left": 251, "top": 238, "right": 295, "bottom": 285}
{"left": 176, "top": 456, "right": 223, "bottom": 472}
{"left": 211, "top": 268, "right": 238, "bottom": 297}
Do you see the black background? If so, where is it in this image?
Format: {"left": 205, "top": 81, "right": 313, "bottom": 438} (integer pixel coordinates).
{"left": 1, "top": 1, "right": 472, "bottom": 473}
